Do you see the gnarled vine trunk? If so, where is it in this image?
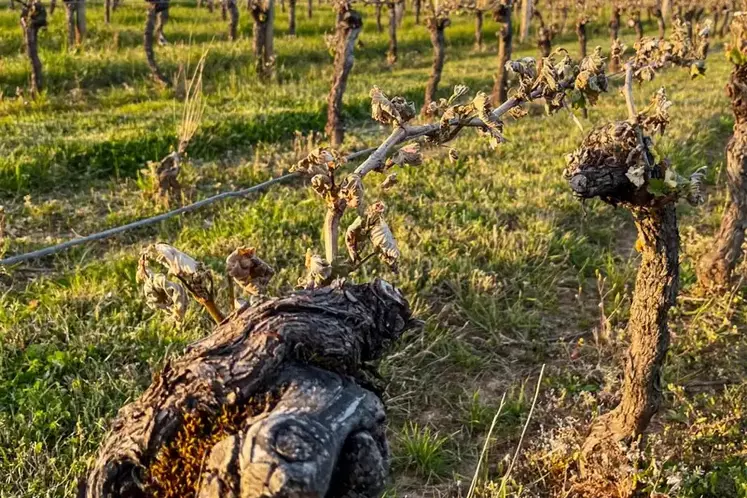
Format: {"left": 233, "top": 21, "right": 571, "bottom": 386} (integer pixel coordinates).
{"left": 325, "top": 8, "right": 362, "bottom": 147}
{"left": 376, "top": 2, "right": 382, "bottom": 32}
{"left": 698, "top": 63, "right": 747, "bottom": 288}
{"left": 474, "top": 10, "right": 483, "bottom": 50}
{"left": 413, "top": 0, "right": 420, "bottom": 24}
{"left": 583, "top": 204, "right": 679, "bottom": 454}
{"left": 491, "top": 1, "right": 512, "bottom": 106}
{"left": 387, "top": 1, "right": 397, "bottom": 65}
{"left": 565, "top": 85, "right": 683, "bottom": 467}
{"left": 288, "top": 0, "right": 296, "bottom": 35}
{"left": 576, "top": 16, "right": 587, "bottom": 118}
{"left": 64, "top": 0, "right": 86, "bottom": 48}
{"left": 422, "top": 16, "right": 449, "bottom": 115}
{"left": 250, "top": 0, "right": 275, "bottom": 80}
{"left": 307, "top": 0, "right": 311, "bottom": 18}
{"left": 20, "top": 1, "right": 46, "bottom": 96}
{"left": 631, "top": 10, "right": 643, "bottom": 41}
{"left": 536, "top": 10, "right": 551, "bottom": 58}
{"left": 82, "top": 279, "right": 414, "bottom": 498}
{"left": 145, "top": 0, "right": 170, "bottom": 86}
{"left": 227, "top": 0, "right": 238, "bottom": 40}
{"left": 653, "top": 6, "right": 665, "bottom": 38}
{"left": 105, "top": 0, "right": 111, "bottom": 23}
{"left": 609, "top": 6, "right": 621, "bottom": 42}
{"left": 576, "top": 17, "right": 587, "bottom": 58}
{"left": 519, "top": 0, "right": 532, "bottom": 42}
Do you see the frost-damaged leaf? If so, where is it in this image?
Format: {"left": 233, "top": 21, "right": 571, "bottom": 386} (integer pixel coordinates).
{"left": 472, "top": 91, "right": 505, "bottom": 149}
{"left": 340, "top": 173, "right": 365, "bottom": 214}
{"left": 447, "top": 84, "right": 470, "bottom": 106}
{"left": 300, "top": 249, "right": 333, "bottom": 289}
{"left": 345, "top": 216, "right": 366, "bottom": 264}
{"left": 383, "top": 143, "right": 423, "bottom": 171}
{"left": 153, "top": 243, "right": 215, "bottom": 303}
{"left": 225, "top": 247, "right": 275, "bottom": 296}
{"left": 638, "top": 88, "right": 671, "bottom": 136}
{"left": 381, "top": 173, "right": 398, "bottom": 190}
{"left": 291, "top": 147, "right": 342, "bottom": 176}
{"left": 370, "top": 86, "right": 416, "bottom": 126}
{"left": 686, "top": 166, "right": 707, "bottom": 206}
{"left": 136, "top": 255, "right": 188, "bottom": 321}
{"left": 366, "top": 201, "right": 400, "bottom": 271}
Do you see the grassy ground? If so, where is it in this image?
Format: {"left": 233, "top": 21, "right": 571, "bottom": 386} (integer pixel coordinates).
{"left": 0, "top": 3, "right": 745, "bottom": 497}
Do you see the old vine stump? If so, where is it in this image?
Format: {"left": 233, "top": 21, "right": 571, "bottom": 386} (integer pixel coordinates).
{"left": 82, "top": 279, "right": 414, "bottom": 498}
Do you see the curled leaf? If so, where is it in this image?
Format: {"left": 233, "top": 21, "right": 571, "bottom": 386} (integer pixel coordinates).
{"left": 152, "top": 243, "right": 215, "bottom": 303}
{"left": 366, "top": 202, "right": 400, "bottom": 271}
{"left": 225, "top": 247, "right": 275, "bottom": 295}
{"left": 381, "top": 173, "right": 398, "bottom": 190}
{"left": 339, "top": 174, "right": 365, "bottom": 213}
{"left": 384, "top": 143, "right": 423, "bottom": 170}
{"left": 301, "top": 249, "right": 333, "bottom": 289}
{"left": 137, "top": 255, "right": 188, "bottom": 321}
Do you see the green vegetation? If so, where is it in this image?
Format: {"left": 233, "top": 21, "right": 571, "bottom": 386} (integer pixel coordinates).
{"left": 0, "top": 3, "right": 745, "bottom": 497}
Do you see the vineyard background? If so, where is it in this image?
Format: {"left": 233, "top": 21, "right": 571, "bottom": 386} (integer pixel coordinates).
{"left": 0, "top": 2, "right": 745, "bottom": 497}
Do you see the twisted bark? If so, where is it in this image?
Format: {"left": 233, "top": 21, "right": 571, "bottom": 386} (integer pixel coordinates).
{"left": 698, "top": 63, "right": 747, "bottom": 288}
{"left": 20, "top": 1, "right": 46, "bottom": 96}
{"left": 568, "top": 68, "right": 681, "bottom": 464}
{"left": 375, "top": 2, "right": 382, "bottom": 32}
{"left": 105, "top": 0, "right": 111, "bottom": 23}
{"left": 422, "top": 16, "right": 449, "bottom": 115}
{"left": 583, "top": 204, "right": 678, "bottom": 455}
{"left": 306, "top": 0, "right": 311, "bottom": 18}
{"left": 491, "top": 1, "right": 512, "bottom": 106}
{"left": 413, "top": 0, "right": 419, "bottom": 24}
{"left": 145, "top": 0, "right": 170, "bottom": 86}
{"left": 325, "top": 8, "right": 362, "bottom": 147}
{"left": 82, "top": 279, "right": 414, "bottom": 498}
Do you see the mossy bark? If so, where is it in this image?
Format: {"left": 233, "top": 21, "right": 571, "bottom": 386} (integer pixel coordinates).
{"left": 82, "top": 280, "right": 414, "bottom": 498}
{"left": 697, "top": 63, "right": 747, "bottom": 288}
{"left": 325, "top": 8, "right": 362, "bottom": 147}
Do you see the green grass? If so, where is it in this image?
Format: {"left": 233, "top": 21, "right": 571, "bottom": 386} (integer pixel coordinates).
{"left": 1, "top": 3, "right": 746, "bottom": 497}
